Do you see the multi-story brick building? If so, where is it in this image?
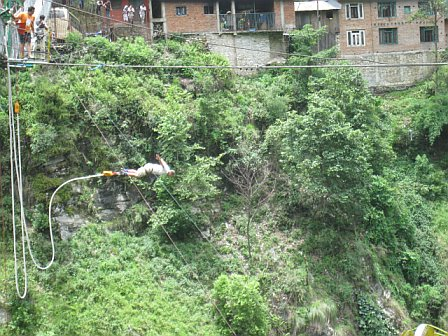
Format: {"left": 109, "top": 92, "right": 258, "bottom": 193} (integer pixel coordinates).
{"left": 339, "top": 0, "right": 446, "bottom": 55}
{"left": 295, "top": 0, "right": 447, "bottom": 88}
{"left": 149, "top": 0, "right": 295, "bottom": 66}
{"left": 108, "top": 0, "right": 295, "bottom": 66}
{"left": 148, "top": 0, "right": 295, "bottom": 35}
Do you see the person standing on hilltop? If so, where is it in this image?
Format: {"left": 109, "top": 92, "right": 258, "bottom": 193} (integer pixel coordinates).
{"left": 34, "top": 14, "right": 48, "bottom": 60}
{"left": 96, "top": 0, "right": 103, "bottom": 15}
{"left": 122, "top": 4, "right": 129, "bottom": 22}
{"left": 127, "top": 4, "right": 135, "bottom": 24}
{"left": 103, "top": 0, "right": 111, "bottom": 17}
{"left": 14, "top": 6, "right": 35, "bottom": 59}
{"left": 139, "top": 3, "right": 146, "bottom": 24}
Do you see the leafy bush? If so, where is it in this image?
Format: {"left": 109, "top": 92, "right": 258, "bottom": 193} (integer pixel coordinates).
{"left": 357, "top": 293, "right": 397, "bottom": 336}
{"left": 4, "top": 295, "right": 39, "bottom": 336}
{"left": 410, "top": 284, "right": 444, "bottom": 322}
{"left": 31, "top": 174, "right": 64, "bottom": 204}
{"left": 414, "top": 154, "right": 447, "bottom": 199}
{"left": 212, "top": 274, "right": 270, "bottom": 336}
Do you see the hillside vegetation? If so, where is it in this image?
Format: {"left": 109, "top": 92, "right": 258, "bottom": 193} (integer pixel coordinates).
{"left": 0, "top": 29, "right": 447, "bottom": 335}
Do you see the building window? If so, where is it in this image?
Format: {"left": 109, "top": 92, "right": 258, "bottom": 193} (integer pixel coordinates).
{"left": 204, "top": 4, "right": 214, "bottom": 14}
{"left": 379, "top": 28, "right": 398, "bottom": 44}
{"left": 347, "top": 30, "right": 365, "bottom": 46}
{"left": 404, "top": 6, "right": 411, "bottom": 14}
{"left": 418, "top": 0, "right": 434, "bottom": 14}
{"left": 326, "top": 11, "right": 334, "bottom": 19}
{"left": 345, "top": 3, "right": 364, "bottom": 19}
{"left": 420, "top": 26, "right": 438, "bottom": 42}
{"left": 378, "top": 1, "right": 396, "bottom": 17}
{"left": 176, "top": 6, "right": 187, "bottom": 16}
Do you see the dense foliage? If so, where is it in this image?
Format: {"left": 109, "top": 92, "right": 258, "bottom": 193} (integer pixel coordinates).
{"left": 0, "top": 30, "right": 447, "bottom": 335}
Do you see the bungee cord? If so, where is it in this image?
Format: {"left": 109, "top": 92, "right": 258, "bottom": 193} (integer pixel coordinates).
{"left": 7, "top": 61, "right": 28, "bottom": 298}
{"left": 48, "top": 173, "right": 104, "bottom": 247}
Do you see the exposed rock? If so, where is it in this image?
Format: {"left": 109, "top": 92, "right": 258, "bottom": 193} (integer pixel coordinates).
{"left": 56, "top": 214, "right": 89, "bottom": 240}
{"left": 42, "top": 156, "right": 68, "bottom": 175}
{"left": 0, "top": 298, "right": 10, "bottom": 325}
{"left": 94, "top": 184, "right": 138, "bottom": 221}
{"left": 55, "top": 182, "right": 139, "bottom": 240}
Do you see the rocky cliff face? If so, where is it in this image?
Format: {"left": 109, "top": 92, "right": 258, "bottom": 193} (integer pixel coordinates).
{"left": 0, "top": 299, "right": 10, "bottom": 325}
{"left": 53, "top": 180, "right": 140, "bottom": 240}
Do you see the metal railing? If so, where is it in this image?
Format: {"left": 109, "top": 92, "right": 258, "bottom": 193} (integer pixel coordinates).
{"left": 69, "top": 12, "right": 83, "bottom": 34}
{"left": 219, "top": 12, "right": 275, "bottom": 32}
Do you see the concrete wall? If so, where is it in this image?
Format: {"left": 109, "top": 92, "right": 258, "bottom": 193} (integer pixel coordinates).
{"left": 346, "top": 50, "right": 436, "bottom": 90}
{"left": 206, "top": 31, "right": 287, "bottom": 66}
{"left": 339, "top": 0, "right": 446, "bottom": 56}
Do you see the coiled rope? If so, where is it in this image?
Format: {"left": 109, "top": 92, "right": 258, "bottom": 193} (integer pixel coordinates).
{"left": 7, "top": 61, "right": 28, "bottom": 298}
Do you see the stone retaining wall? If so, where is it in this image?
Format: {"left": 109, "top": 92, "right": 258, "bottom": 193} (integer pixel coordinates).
{"left": 206, "top": 31, "right": 287, "bottom": 67}
{"left": 345, "top": 50, "right": 436, "bottom": 91}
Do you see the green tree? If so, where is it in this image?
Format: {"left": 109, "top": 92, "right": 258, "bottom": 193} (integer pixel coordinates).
{"left": 265, "top": 68, "right": 390, "bottom": 229}
{"left": 212, "top": 274, "right": 270, "bottom": 336}
{"left": 224, "top": 138, "right": 274, "bottom": 268}
{"left": 286, "top": 25, "right": 337, "bottom": 112}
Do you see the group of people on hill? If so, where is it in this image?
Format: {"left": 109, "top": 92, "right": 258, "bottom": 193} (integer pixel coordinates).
{"left": 123, "top": 3, "right": 147, "bottom": 24}
{"left": 9, "top": 6, "right": 49, "bottom": 59}
{"left": 92, "top": 1, "right": 148, "bottom": 24}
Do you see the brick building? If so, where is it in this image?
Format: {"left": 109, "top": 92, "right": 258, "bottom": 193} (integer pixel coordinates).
{"left": 338, "top": 0, "right": 447, "bottom": 55}
{"left": 294, "top": 0, "right": 447, "bottom": 88}
{"left": 148, "top": 0, "right": 295, "bottom": 35}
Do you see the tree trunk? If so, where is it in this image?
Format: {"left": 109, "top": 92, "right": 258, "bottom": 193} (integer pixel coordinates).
{"left": 247, "top": 206, "right": 252, "bottom": 271}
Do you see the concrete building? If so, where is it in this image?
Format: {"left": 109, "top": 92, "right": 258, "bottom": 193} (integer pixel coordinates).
{"left": 107, "top": 0, "right": 295, "bottom": 35}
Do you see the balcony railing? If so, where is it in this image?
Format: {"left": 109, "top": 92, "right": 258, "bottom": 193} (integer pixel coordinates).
{"left": 219, "top": 12, "right": 275, "bottom": 32}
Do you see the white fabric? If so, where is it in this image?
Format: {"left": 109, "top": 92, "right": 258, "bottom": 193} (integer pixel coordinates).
{"left": 414, "top": 324, "right": 433, "bottom": 336}
{"left": 295, "top": 0, "right": 341, "bottom": 12}
{"left": 136, "top": 163, "right": 168, "bottom": 177}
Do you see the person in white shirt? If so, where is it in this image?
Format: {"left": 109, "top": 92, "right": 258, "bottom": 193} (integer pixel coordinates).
{"left": 127, "top": 4, "right": 135, "bottom": 24}
{"left": 34, "top": 15, "right": 48, "bottom": 59}
{"left": 122, "top": 154, "right": 175, "bottom": 178}
{"left": 139, "top": 3, "right": 146, "bottom": 24}
{"left": 96, "top": 0, "right": 103, "bottom": 15}
{"left": 122, "top": 4, "right": 129, "bottom": 22}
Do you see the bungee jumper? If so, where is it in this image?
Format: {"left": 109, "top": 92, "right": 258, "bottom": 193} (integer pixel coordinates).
{"left": 119, "top": 154, "right": 175, "bottom": 178}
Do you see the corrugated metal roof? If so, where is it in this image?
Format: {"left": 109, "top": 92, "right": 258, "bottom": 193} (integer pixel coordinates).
{"left": 295, "top": 0, "right": 341, "bottom": 11}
